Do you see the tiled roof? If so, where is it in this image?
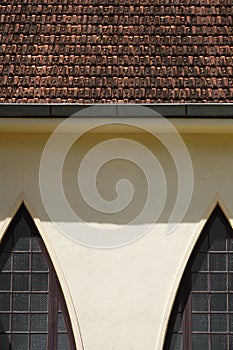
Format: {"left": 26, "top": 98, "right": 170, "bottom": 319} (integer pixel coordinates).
{"left": 0, "top": 0, "right": 232, "bottom": 103}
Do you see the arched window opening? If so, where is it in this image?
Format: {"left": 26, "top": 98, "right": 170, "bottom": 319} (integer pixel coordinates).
{"left": 164, "top": 205, "right": 233, "bottom": 350}
{"left": 0, "top": 204, "right": 76, "bottom": 350}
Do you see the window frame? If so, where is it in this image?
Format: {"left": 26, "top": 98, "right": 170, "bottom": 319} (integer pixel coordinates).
{"left": 0, "top": 204, "right": 76, "bottom": 350}
{"left": 163, "top": 205, "right": 233, "bottom": 350}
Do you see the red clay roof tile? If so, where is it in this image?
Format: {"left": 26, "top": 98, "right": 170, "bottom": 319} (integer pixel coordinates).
{"left": 0, "top": 0, "right": 232, "bottom": 103}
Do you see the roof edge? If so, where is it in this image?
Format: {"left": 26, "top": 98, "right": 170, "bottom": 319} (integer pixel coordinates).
{"left": 0, "top": 103, "right": 232, "bottom": 118}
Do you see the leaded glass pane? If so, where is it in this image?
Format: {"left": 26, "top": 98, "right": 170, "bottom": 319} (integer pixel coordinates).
{"left": 0, "top": 253, "right": 12, "bottom": 271}
{"left": 0, "top": 334, "right": 10, "bottom": 349}
{"left": 192, "top": 314, "right": 208, "bottom": 332}
{"left": 58, "top": 312, "right": 66, "bottom": 332}
{"left": 192, "top": 293, "right": 208, "bottom": 311}
{"left": 13, "top": 253, "right": 30, "bottom": 271}
{"left": 32, "top": 253, "right": 48, "bottom": 271}
{"left": 229, "top": 293, "right": 233, "bottom": 311}
{"left": 12, "top": 313, "right": 29, "bottom": 331}
{"left": 209, "top": 253, "right": 226, "bottom": 271}
{"left": 13, "top": 293, "right": 29, "bottom": 311}
{"left": 58, "top": 333, "right": 69, "bottom": 350}
{"left": 230, "top": 335, "right": 233, "bottom": 348}
{"left": 192, "top": 253, "right": 208, "bottom": 272}
{"left": 31, "top": 334, "right": 48, "bottom": 350}
{"left": 192, "top": 273, "right": 208, "bottom": 291}
{"left": 229, "top": 314, "right": 233, "bottom": 332}
{"left": 58, "top": 302, "right": 62, "bottom": 312}
{"left": 228, "top": 238, "right": 233, "bottom": 252}
{"left": 192, "top": 334, "right": 208, "bottom": 350}
{"left": 11, "top": 334, "right": 29, "bottom": 350}
{"left": 3, "top": 233, "right": 13, "bottom": 252}
{"left": 31, "top": 237, "right": 40, "bottom": 252}
{"left": 210, "top": 293, "right": 227, "bottom": 311}
{"left": 210, "top": 273, "right": 226, "bottom": 291}
{"left": 211, "top": 334, "right": 227, "bottom": 350}
{"left": 209, "top": 217, "right": 227, "bottom": 251}
{"left": 31, "top": 293, "right": 48, "bottom": 311}
{"left": 173, "top": 313, "right": 182, "bottom": 332}
{"left": 31, "top": 273, "right": 48, "bottom": 291}
{"left": 0, "top": 313, "right": 10, "bottom": 332}
{"left": 31, "top": 313, "right": 48, "bottom": 332}
{"left": 169, "top": 333, "right": 182, "bottom": 350}
{"left": 13, "top": 217, "right": 30, "bottom": 251}
{"left": 199, "top": 236, "right": 208, "bottom": 252}
{"left": 210, "top": 314, "right": 227, "bottom": 332}
{"left": 228, "top": 253, "right": 233, "bottom": 271}
{"left": 0, "top": 273, "right": 11, "bottom": 290}
{"left": 0, "top": 293, "right": 10, "bottom": 311}
{"left": 228, "top": 273, "right": 233, "bottom": 290}
{"left": 13, "top": 273, "right": 29, "bottom": 291}
{"left": 13, "top": 234, "right": 30, "bottom": 251}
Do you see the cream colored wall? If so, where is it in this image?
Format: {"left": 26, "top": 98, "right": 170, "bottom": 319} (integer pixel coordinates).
{"left": 0, "top": 127, "right": 233, "bottom": 350}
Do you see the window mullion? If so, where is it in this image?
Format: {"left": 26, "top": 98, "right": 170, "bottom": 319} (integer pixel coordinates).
{"left": 48, "top": 272, "right": 58, "bottom": 350}
{"left": 183, "top": 266, "right": 192, "bottom": 350}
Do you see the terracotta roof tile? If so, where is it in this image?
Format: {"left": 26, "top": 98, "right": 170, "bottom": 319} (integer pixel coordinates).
{"left": 0, "top": 0, "right": 232, "bottom": 103}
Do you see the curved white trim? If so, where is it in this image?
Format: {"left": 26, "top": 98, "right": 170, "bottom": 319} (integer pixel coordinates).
{"left": 157, "top": 193, "right": 233, "bottom": 350}
{"left": 0, "top": 193, "right": 84, "bottom": 350}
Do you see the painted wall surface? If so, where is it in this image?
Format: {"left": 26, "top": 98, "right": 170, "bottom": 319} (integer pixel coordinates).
{"left": 0, "top": 127, "right": 233, "bottom": 350}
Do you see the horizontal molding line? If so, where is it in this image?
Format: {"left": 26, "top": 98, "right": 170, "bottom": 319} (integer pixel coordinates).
{"left": 0, "top": 103, "right": 232, "bottom": 118}
{"left": 1, "top": 118, "right": 233, "bottom": 134}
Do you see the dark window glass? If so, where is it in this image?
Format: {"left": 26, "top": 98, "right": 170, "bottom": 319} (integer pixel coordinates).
{"left": 0, "top": 314, "right": 10, "bottom": 332}
{"left": 191, "top": 253, "right": 208, "bottom": 272}
{"left": 211, "top": 334, "right": 227, "bottom": 350}
{"left": 228, "top": 253, "right": 233, "bottom": 270}
{"left": 192, "top": 334, "right": 208, "bottom": 350}
{"left": 12, "top": 334, "right": 29, "bottom": 350}
{"left": 0, "top": 273, "right": 11, "bottom": 290}
{"left": 209, "top": 253, "right": 226, "bottom": 271}
{"left": 164, "top": 206, "right": 233, "bottom": 349}
{"left": 229, "top": 314, "right": 233, "bottom": 332}
{"left": 13, "top": 252, "right": 30, "bottom": 271}
{"left": 58, "top": 313, "right": 66, "bottom": 332}
{"left": 13, "top": 293, "right": 29, "bottom": 311}
{"left": 31, "top": 293, "right": 48, "bottom": 311}
{"left": 31, "top": 334, "right": 48, "bottom": 350}
{"left": 31, "top": 314, "right": 48, "bottom": 332}
{"left": 58, "top": 333, "right": 69, "bottom": 350}
{"left": 173, "top": 313, "right": 182, "bottom": 332}
{"left": 210, "top": 273, "right": 227, "bottom": 291}
{"left": 192, "top": 293, "right": 208, "bottom": 311}
{"left": 12, "top": 314, "right": 29, "bottom": 331}
{"left": 169, "top": 333, "right": 181, "bottom": 350}
{"left": 0, "top": 204, "right": 76, "bottom": 350}
{"left": 13, "top": 273, "right": 30, "bottom": 291}
{"left": 228, "top": 273, "right": 233, "bottom": 290}
{"left": 192, "top": 273, "right": 208, "bottom": 291}
{"left": 0, "top": 294, "right": 10, "bottom": 311}
{"left": 31, "top": 273, "right": 48, "bottom": 291}
{"left": 211, "top": 293, "right": 227, "bottom": 311}
{"left": 192, "top": 314, "right": 208, "bottom": 332}
{"left": 0, "top": 334, "right": 10, "bottom": 349}
{"left": 32, "top": 253, "right": 48, "bottom": 271}
{"left": 209, "top": 216, "right": 227, "bottom": 251}
{"left": 0, "top": 253, "right": 11, "bottom": 270}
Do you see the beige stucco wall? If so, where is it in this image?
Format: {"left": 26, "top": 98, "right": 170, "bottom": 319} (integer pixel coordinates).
{"left": 0, "top": 119, "right": 233, "bottom": 350}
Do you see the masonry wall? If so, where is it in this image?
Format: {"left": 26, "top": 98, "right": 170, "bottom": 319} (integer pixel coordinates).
{"left": 0, "top": 127, "right": 232, "bottom": 349}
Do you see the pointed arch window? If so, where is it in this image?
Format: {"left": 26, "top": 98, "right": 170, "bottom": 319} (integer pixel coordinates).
{"left": 0, "top": 204, "right": 76, "bottom": 350}
{"left": 164, "top": 205, "right": 233, "bottom": 350}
